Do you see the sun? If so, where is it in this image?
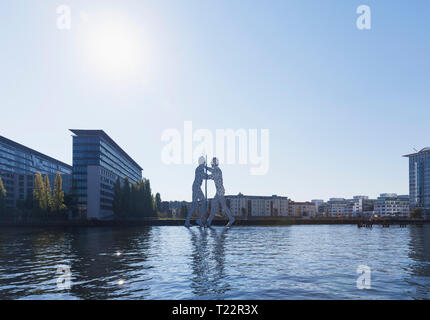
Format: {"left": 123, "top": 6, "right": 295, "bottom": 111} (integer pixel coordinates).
{"left": 81, "top": 13, "right": 144, "bottom": 78}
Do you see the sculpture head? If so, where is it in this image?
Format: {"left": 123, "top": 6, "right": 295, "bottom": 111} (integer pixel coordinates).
{"left": 198, "top": 156, "right": 206, "bottom": 166}
{"left": 211, "top": 157, "right": 219, "bottom": 168}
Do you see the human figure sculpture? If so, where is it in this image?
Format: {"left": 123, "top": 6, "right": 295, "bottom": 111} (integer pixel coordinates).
{"left": 206, "top": 157, "right": 235, "bottom": 228}
{"left": 185, "top": 156, "right": 207, "bottom": 227}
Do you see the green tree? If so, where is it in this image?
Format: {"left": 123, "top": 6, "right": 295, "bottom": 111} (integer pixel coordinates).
{"left": 130, "top": 183, "right": 139, "bottom": 217}
{"left": 51, "top": 172, "right": 66, "bottom": 213}
{"left": 33, "top": 172, "right": 47, "bottom": 213}
{"left": 121, "top": 177, "right": 131, "bottom": 218}
{"left": 143, "top": 179, "right": 155, "bottom": 217}
{"left": 44, "top": 175, "right": 52, "bottom": 212}
{"left": 0, "top": 177, "right": 7, "bottom": 217}
{"left": 155, "top": 193, "right": 162, "bottom": 212}
{"left": 137, "top": 179, "right": 146, "bottom": 217}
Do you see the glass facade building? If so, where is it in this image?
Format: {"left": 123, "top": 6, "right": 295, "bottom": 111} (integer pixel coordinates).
{"left": 404, "top": 148, "right": 430, "bottom": 218}
{"left": 0, "top": 135, "right": 72, "bottom": 208}
{"left": 70, "top": 130, "right": 142, "bottom": 219}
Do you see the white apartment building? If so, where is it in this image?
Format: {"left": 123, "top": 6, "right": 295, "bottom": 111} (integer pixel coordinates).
{"left": 374, "top": 194, "right": 409, "bottom": 217}
{"left": 311, "top": 200, "right": 324, "bottom": 215}
{"left": 327, "top": 198, "right": 349, "bottom": 216}
{"left": 208, "top": 193, "right": 289, "bottom": 218}
{"left": 289, "top": 201, "right": 317, "bottom": 217}
{"left": 326, "top": 197, "right": 374, "bottom": 217}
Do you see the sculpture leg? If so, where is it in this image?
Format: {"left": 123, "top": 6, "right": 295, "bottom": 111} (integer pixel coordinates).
{"left": 185, "top": 191, "right": 198, "bottom": 227}
{"left": 207, "top": 195, "right": 219, "bottom": 227}
{"left": 197, "top": 197, "right": 206, "bottom": 227}
{"left": 219, "top": 195, "right": 235, "bottom": 228}
{"left": 195, "top": 189, "right": 205, "bottom": 227}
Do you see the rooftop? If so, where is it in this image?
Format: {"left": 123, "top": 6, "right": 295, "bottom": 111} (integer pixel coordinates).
{"left": 0, "top": 135, "right": 72, "bottom": 169}
{"left": 69, "top": 129, "right": 143, "bottom": 171}
{"left": 403, "top": 147, "right": 430, "bottom": 157}
{"left": 224, "top": 194, "right": 288, "bottom": 200}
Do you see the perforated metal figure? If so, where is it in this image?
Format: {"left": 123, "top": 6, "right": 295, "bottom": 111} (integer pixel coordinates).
{"left": 206, "top": 157, "right": 235, "bottom": 228}
{"left": 185, "top": 156, "right": 207, "bottom": 227}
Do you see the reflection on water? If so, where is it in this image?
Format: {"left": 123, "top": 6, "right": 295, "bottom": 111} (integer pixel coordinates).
{"left": 188, "top": 227, "right": 230, "bottom": 298}
{"left": 0, "top": 225, "right": 429, "bottom": 299}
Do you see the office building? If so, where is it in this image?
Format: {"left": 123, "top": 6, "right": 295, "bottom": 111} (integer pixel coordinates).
{"left": 70, "top": 129, "right": 142, "bottom": 220}
{"left": 0, "top": 135, "right": 72, "bottom": 208}
{"left": 404, "top": 148, "right": 430, "bottom": 218}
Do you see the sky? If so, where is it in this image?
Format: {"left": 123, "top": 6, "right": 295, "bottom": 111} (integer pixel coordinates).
{"left": 0, "top": 0, "right": 429, "bottom": 202}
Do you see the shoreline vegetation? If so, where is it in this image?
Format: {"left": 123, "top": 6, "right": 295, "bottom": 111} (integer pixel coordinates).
{"left": 0, "top": 217, "right": 427, "bottom": 228}
{"left": 1, "top": 174, "right": 427, "bottom": 229}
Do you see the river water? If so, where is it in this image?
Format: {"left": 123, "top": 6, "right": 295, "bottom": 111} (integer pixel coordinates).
{"left": 0, "top": 225, "right": 429, "bottom": 299}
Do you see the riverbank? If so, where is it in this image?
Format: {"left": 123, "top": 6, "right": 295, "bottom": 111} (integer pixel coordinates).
{"left": 0, "top": 218, "right": 428, "bottom": 228}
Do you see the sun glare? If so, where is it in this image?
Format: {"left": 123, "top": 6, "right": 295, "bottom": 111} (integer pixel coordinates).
{"left": 81, "top": 13, "right": 144, "bottom": 78}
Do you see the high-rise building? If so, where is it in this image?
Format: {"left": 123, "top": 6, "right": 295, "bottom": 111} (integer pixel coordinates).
{"left": 404, "top": 148, "right": 430, "bottom": 218}
{"left": 70, "top": 129, "right": 142, "bottom": 220}
{"left": 0, "top": 135, "right": 72, "bottom": 208}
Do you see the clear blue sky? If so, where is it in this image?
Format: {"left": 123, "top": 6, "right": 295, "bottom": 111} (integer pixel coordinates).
{"left": 1, "top": 0, "right": 429, "bottom": 202}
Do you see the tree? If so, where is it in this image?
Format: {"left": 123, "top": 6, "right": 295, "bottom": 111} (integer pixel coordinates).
{"left": 143, "top": 179, "right": 155, "bottom": 217}
{"left": 179, "top": 205, "right": 188, "bottom": 218}
{"left": 51, "top": 172, "right": 66, "bottom": 213}
{"left": 155, "top": 193, "right": 161, "bottom": 212}
{"left": 121, "top": 177, "right": 131, "bottom": 218}
{"left": 138, "top": 180, "right": 146, "bottom": 215}
{"left": 0, "top": 177, "right": 7, "bottom": 217}
{"left": 111, "top": 177, "right": 159, "bottom": 220}
{"left": 44, "top": 175, "right": 52, "bottom": 212}
{"left": 113, "top": 177, "right": 122, "bottom": 218}
{"left": 130, "top": 183, "right": 140, "bottom": 217}
{"left": 33, "top": 172, "right": 47, "bottom": 213}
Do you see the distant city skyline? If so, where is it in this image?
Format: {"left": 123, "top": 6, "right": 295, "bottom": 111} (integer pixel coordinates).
{"left": 1, "top": 1, "right": 429, "bottom": 202}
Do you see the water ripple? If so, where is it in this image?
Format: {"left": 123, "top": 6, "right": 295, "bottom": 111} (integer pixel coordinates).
{"left": 0, "top": 225, "right": 429, "bottom": 299}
